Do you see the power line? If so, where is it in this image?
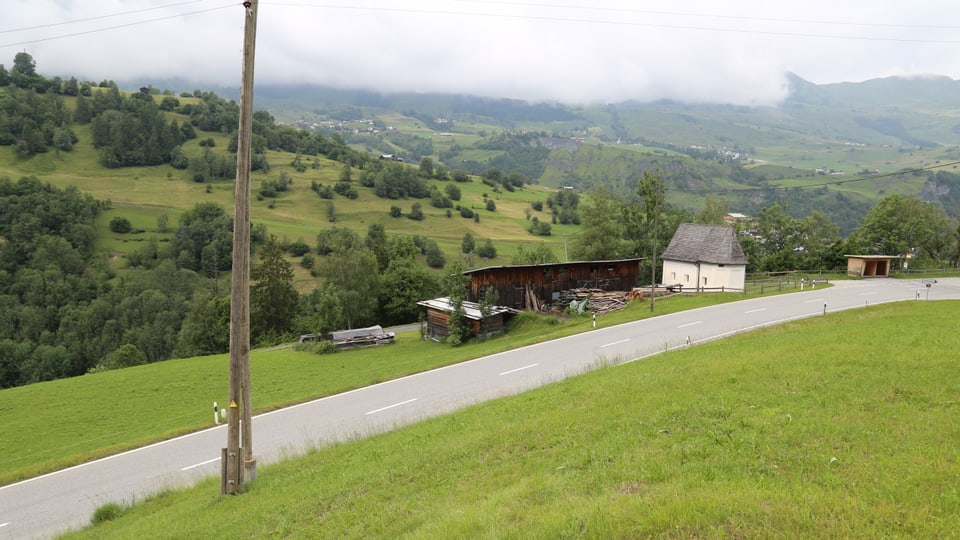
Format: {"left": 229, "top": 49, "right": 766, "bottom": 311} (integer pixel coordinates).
{"left": 452, "top": 0, "right": 960, "bottom": 31}
{"left": 4, "top": 1, "right": 960, "bottom": 50}
{"left": 0, "top": 3, "right": 235, "bottom": 49}
{"left": 672, "top": 160, "right": 960, "bottom": 194}
{"left": 263, "top": 2, "right": 960, "bottom": 44}
{"left": 0, "top": 0, "right": 209, "bottom": 34}
{"left": 8, "top": 0, "right": 960, "bottom": 37}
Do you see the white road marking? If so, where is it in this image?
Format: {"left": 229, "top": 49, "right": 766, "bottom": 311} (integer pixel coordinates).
{"left": 0, "top": 522, "right": 10, "bottom": 528}
{"left": 365, "top": 398, "right": 418, "bottom": 416}
{"left": 678, "top": 321, "right": 702, "bottom": 328}
{"left": 499, "top": 363, "right": 539, "bottom": 376}
{"left": 745, "top": 308, "right": 767, "bottom": 314}
{"left": 180, "top": 457, "right": 220, "bottom": 472}
{"left": 599, "top": 339, "right": 630, "bottom": 348}
{"left": 803, "top": 298, "right": 825, "bottom": 303}
{"left": 859, "top": 292, "right": 877, "bottom": 296}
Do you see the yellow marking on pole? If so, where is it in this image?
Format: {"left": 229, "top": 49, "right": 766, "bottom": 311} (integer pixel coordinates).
{"left": 230, "top": 401, "right": 238, "bottom": 408}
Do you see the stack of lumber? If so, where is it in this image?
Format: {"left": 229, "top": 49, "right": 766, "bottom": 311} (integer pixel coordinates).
{"left": 524, "top": 283, "right": 542, "bottom": 312}
{"left": 556, "top": 288, "right": 630, "bottom": 314}
{"left": 329, "top": 325, "right": 395, "bottom": 349}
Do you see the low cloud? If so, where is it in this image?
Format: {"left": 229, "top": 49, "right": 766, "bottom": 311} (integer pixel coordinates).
{"left": 5, "top": 1, "right": 960, "bottom": 105}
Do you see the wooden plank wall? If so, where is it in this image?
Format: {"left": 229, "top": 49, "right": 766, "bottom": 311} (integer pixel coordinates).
{"left": 469, "top": 261, "right": 639, "bottom": 309}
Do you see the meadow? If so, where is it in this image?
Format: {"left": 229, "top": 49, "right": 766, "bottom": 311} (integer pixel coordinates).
{"left": 0, "top": 292, "right": 755, "bottom": 486}
{"left": 63, "top": 300, "right": 960, "bottom": 538}
{"left": 0, "top": 101, "right": 575, "bottom": 274}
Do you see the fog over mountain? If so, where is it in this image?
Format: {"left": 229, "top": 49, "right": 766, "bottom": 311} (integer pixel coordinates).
{"left": 5, "top": 1, "right": 960, "bottom": 106}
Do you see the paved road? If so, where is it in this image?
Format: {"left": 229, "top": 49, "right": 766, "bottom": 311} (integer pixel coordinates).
{"left": 2, "top": 277, "right": 958, "bottom": 539}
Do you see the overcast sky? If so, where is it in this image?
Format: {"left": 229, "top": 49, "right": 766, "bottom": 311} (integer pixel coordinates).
{"left": 4, "top": 0, "right": 960, "bottom": 106}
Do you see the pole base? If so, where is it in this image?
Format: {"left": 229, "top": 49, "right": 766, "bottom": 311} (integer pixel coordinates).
{"left": 244, "top": 458, "right": 258, "bottom": 483}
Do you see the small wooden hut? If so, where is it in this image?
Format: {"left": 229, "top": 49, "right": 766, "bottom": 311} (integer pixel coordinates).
{"left": 845, "top": 255, "right": 894, "bottom": 277}
{"left": 417, "top": 297, "right": 518, "bottom": 341}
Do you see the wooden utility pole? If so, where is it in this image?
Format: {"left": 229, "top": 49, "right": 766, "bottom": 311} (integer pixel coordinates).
{"left": 223, "top": 0, "right": 258, "bottom": 495}
{"left": 650, "top": 191, "right": 659, "bottom": 312}
{"left": 640, "top": 171, "right": 664, "bottom": 313}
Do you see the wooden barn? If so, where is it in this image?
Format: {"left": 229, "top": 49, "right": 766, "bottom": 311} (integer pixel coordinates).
{"left": 417, "top": 297, "right": 518, "bottom": 341}
{"left": 463, "top": 259, "right": 642, "bottom": 311}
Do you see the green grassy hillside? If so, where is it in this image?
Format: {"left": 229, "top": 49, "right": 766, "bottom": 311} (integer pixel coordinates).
{"left": 8, "top": 74, "right": 960, "bottom": 248}
{"left": 246, "top": 77, "right": 960, "bottom": 233}
{"left": 66, "top": 301, "right": 960, "bottom": 538}
{"left": 0, "top": 94, "right": 575, "bottom": 280}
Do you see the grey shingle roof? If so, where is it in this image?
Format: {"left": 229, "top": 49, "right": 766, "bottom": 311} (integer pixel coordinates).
{"left": 661, "top": 223, "right": 748, "bottom": 265}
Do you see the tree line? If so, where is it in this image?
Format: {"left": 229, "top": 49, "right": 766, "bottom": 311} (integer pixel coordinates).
{"left": 0, "top": 52, "right": 369, "bottom": 172}
{"left": 0, "top": 177, "right": 454, "bottom": 388}
{"left": 568, "top": 172, "right": 960, "bottom": 282}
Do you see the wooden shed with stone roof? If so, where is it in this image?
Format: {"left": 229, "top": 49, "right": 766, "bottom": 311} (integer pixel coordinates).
{"left": 661, "top": 223, "right": 748, "bottom": 292}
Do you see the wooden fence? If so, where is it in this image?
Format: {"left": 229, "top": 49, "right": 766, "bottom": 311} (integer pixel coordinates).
{"left": 741, "top": 271, "right": 833, "bottom": 295}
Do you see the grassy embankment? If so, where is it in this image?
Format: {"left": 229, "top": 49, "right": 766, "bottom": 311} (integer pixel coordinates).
{"left": 65, "top": 300, "right": 960, "bottom": 538}
{"left": 0, "top": 292, "right": 757, "bottom": 486}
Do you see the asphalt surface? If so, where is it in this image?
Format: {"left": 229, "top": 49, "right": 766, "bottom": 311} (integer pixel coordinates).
{"left": 2, "top": 277, "right": 958, "bottom": 539}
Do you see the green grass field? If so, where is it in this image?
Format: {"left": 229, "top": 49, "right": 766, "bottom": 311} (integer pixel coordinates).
{"left": 0, "top": 291, "right": 767, "bottom": 486}
{"left": 62, "top": 300, "right": 960, "bottom": 538}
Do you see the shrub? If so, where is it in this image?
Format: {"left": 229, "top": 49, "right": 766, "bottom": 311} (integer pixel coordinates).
{"left": 293, "top": 340, "right": 338, "bottom": 355}
{"left": 300, "top": 253, "right": 315, "bottom": 269}
{"left": 528, "top": 219, "right": 552, "bottom": 236}
{"left": 477, "top": 238, "right": 497, "bottom": 259}
{"left": 286, "top": 239, "right": 311, "bottom": 256}
{"left": 109, "top": 216, "right": 132, "bottom": 233}
{"left": 425, "top": 243, "right": 446, "bottom": 268}
{"left": 334, "top": 181, "right": 358, "bottom": 199}
{"left": 170, "top": 147, "right": 189, "bottom": 169}
{"left": 91, "top": 502, "right": 125, "bottom": 525}
{"left": 259, "top": 179, "right": 278, "bottom": 198}
{"left": 408, "top": 202, "right": 425, "bottom": 221}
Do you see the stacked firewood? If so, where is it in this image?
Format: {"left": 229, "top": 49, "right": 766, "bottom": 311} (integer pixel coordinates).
{"left": 556, "top": 288, "right": 631, "bottom": 314}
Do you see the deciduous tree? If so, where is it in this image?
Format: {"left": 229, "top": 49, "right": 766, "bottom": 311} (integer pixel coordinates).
{"left": 846, "top": 195, "right": 949, "bottom": 263}
{"left": 571, "top": 186, "right": 627, "bottom": 261}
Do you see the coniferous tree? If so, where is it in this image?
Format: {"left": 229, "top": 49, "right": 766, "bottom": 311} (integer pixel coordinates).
{"left": 251, "top": 235, "right": 298, "bottom": 344}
